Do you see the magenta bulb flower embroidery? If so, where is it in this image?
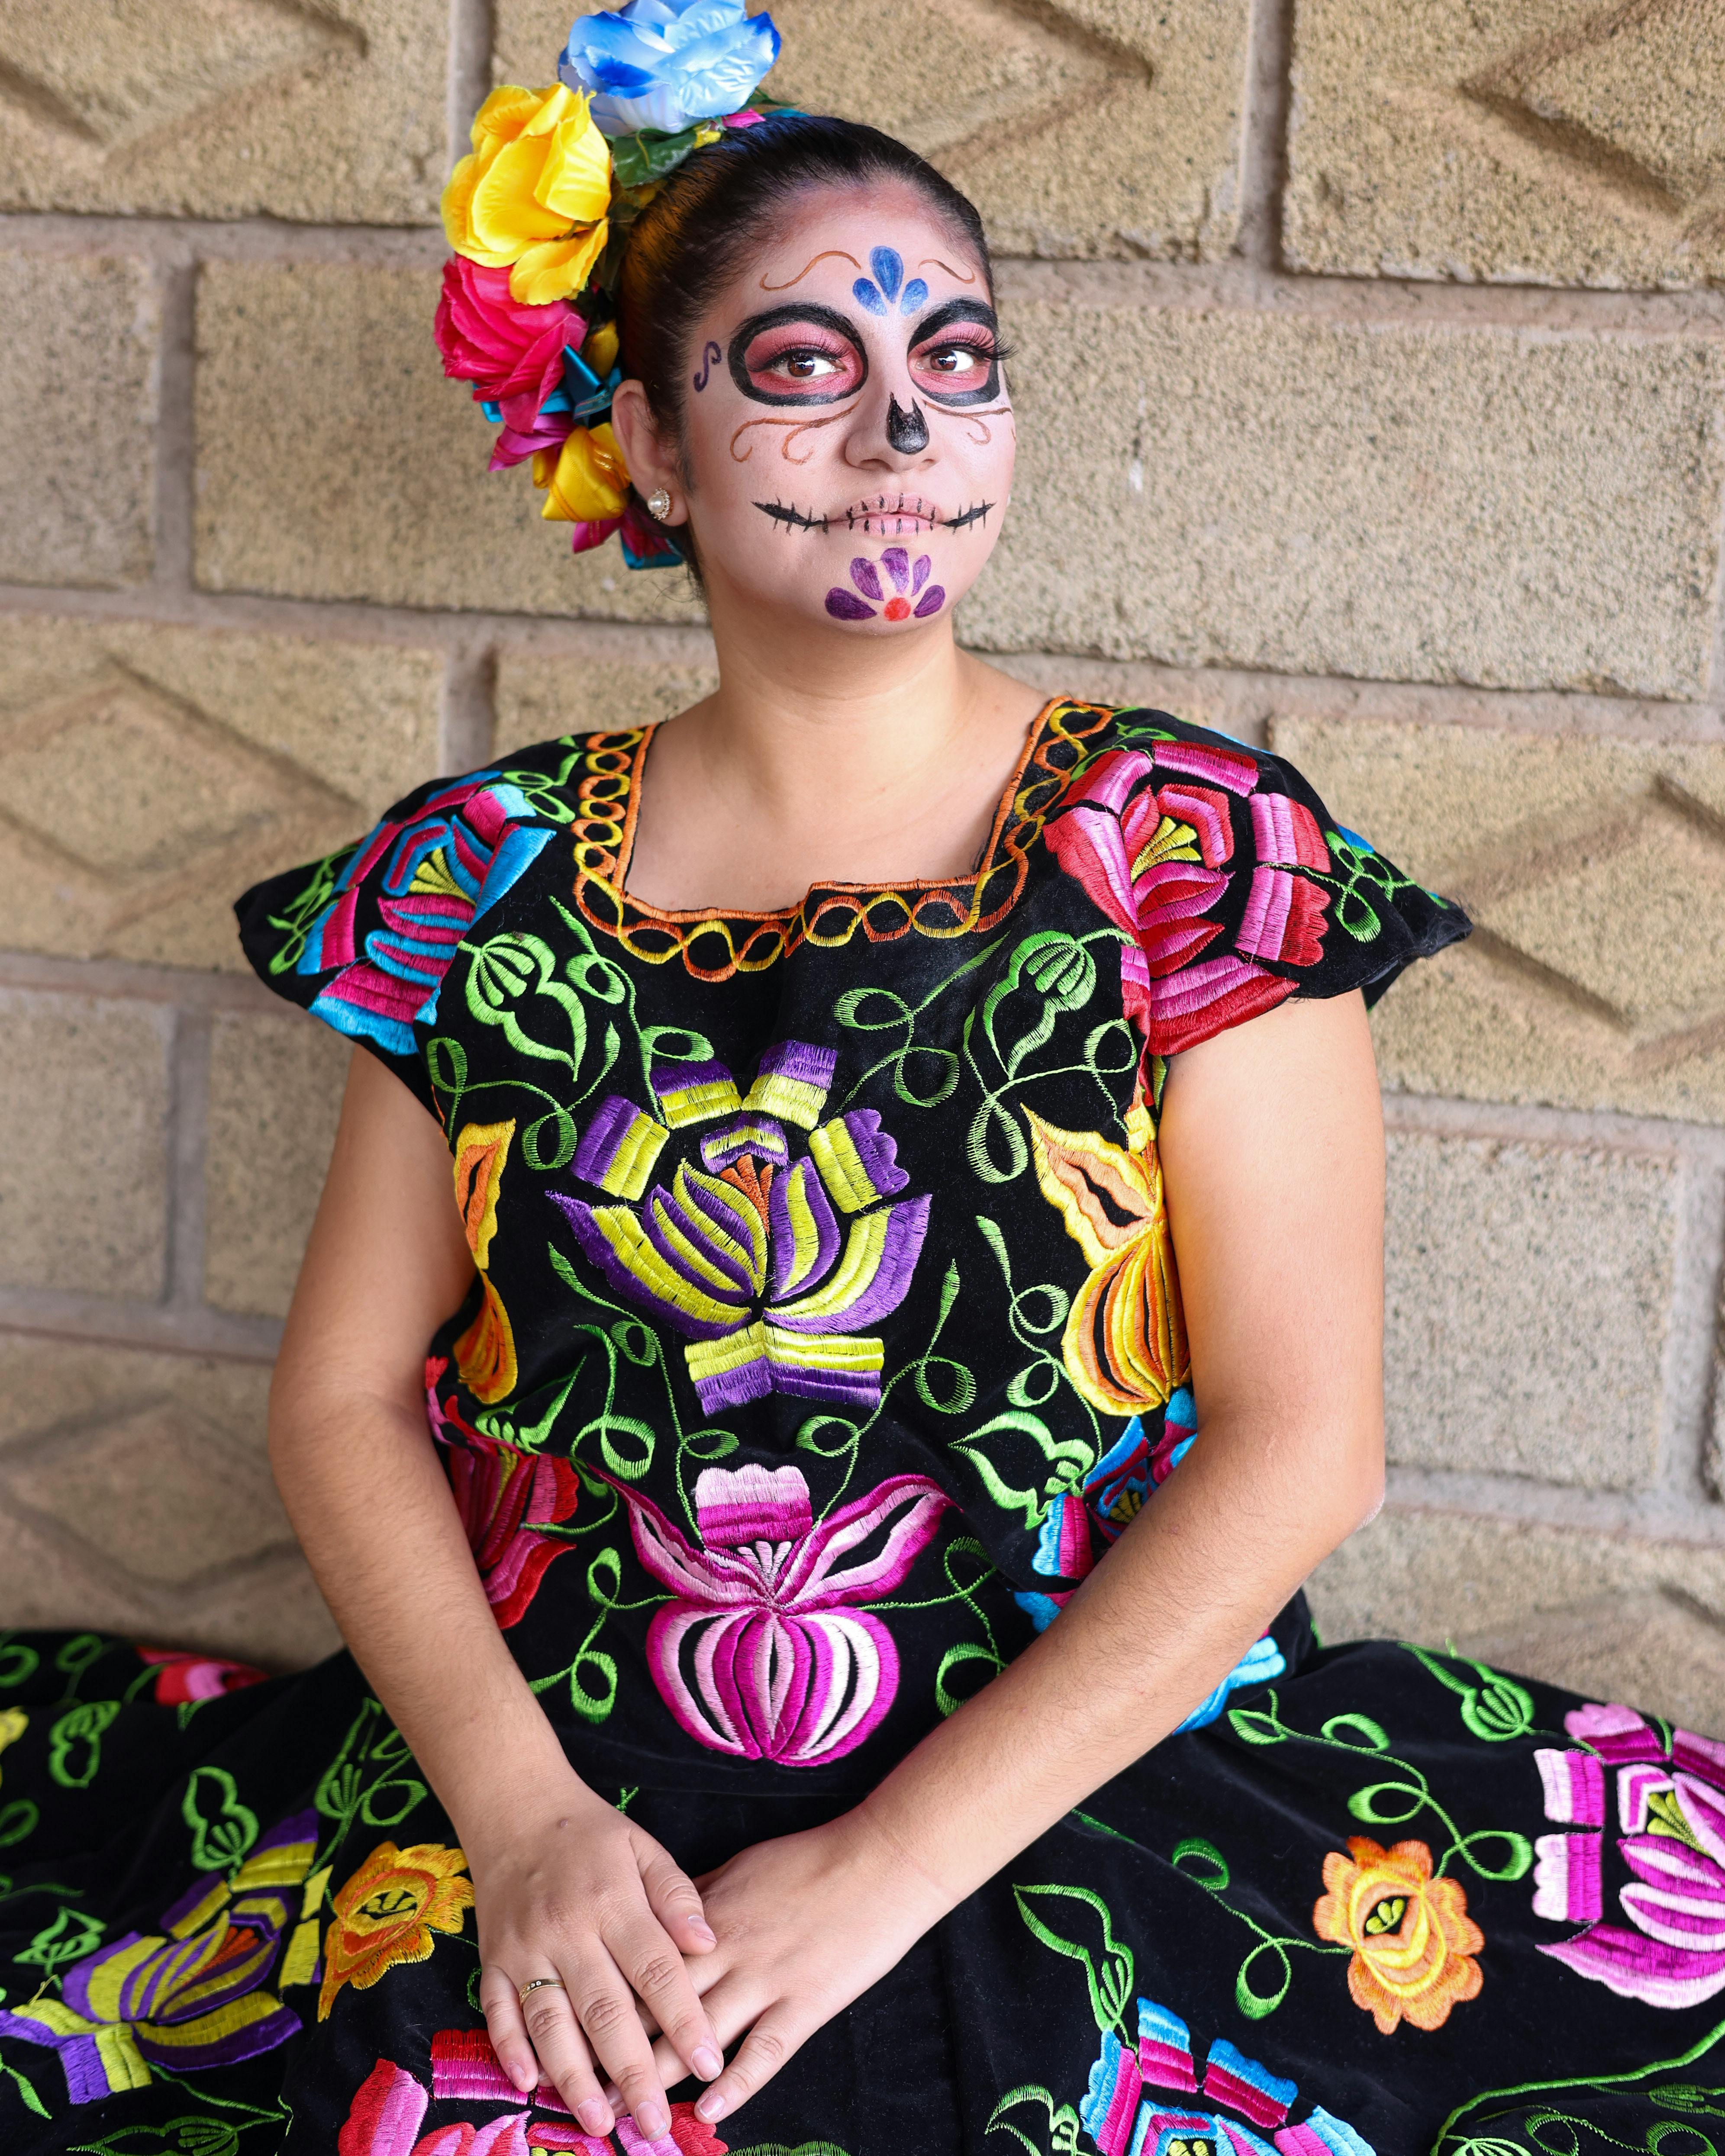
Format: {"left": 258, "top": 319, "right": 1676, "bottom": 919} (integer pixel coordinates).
{"left": 825, "top": 547, "right": 945, "bottom": 622}
{"left": 601, "top": 1460, "right": 950, "bottom": 1763}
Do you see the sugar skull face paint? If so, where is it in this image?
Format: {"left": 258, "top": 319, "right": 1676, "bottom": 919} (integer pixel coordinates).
{"left": 611, "top": 185, "right": 1015, "bottom": 639}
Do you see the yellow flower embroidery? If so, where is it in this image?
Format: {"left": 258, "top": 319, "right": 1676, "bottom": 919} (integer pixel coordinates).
{"left": 452, "top": 1119, "right": 519, "bottom": 1405}
{"left": 316, "top": 1841, "right": 474, "bottom": 2022}
{"left": 1313, "top": 1836, "right": 1484, "bottom": 2033}
{"left": 0, "top": 1706, "right": 26, "bottom": 1782}
{"left": 1025, "top": 1109, "right": 1190, "bottom": 1418}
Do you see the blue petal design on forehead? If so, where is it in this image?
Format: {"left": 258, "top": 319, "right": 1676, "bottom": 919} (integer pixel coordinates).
{"left": 852, "top": 277, "right": 887, "bottom": 315}
{"left": 870, "top": 247, "right": 903, "bottom": 300}
{"left": 899, "top": 277, "right": 928, "bottom": 314}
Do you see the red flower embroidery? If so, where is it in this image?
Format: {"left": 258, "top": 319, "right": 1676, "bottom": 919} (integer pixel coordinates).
{"left": 426, "top": 1360, "right": 580, "bottom": 1627}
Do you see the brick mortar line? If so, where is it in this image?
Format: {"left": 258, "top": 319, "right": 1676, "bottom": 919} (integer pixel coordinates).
{"left": 1664, "top": 1154, "right": 1725, "bottom": 1506}
{"left": 164, "top": 1005, "right": 212, "bottom": 1312}
{"left": 1382, "top": 1089, "right": 1725, "bottom": 1162}
{"left": 441, "top": 641, "right": 498, "bottom": 770}
{"left": 447, "top": 0, "right": 496, "bottom": 168}
{"left": 0, "top": 1297, "right": 281, "bottom": 1362}
{"left": 6, "top": 212, "right": 1725, "bottom": 337}
{"left": 0, "top": 583, "right": 1719, "bottom": 744}
{"left": 0, "top": 950, "right": 287, "bottom": 1010}
{"left": 1380, "top": 1470, "right": 1725, "bottom": 1550}
{"left": 1233, "top": 0, "right": 1293, "bottom": 272}
{"left": 150, "top": 259, "right": 197, "bottom": 591}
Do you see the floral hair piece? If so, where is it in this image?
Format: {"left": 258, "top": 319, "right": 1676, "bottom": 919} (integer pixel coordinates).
{"left": 435, "top": 0, "right": 785, "bottom": 571}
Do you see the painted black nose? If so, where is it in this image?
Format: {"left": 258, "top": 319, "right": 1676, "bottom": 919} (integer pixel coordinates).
{"left": 886, "top": 395, "right": 929, "bottom": 454}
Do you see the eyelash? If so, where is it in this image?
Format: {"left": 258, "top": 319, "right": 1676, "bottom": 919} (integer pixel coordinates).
{"left": 912, "top": 335, "right": 1010, "bottom": 374}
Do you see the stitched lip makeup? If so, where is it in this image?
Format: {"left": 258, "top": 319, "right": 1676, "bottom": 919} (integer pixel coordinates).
{"left": 842, "top": 493, "right": 938, "bottom": 535}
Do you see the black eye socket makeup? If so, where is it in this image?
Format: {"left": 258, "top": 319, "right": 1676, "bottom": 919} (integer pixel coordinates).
{"left": 726, "top": 303, "right": 870, "bottom": 407}
{"left": 906, "top": 298, "right": 1006, "bottom": 408}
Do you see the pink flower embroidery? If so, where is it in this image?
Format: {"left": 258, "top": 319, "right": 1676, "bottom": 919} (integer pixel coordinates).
{"left": 135, "top": 1647, "right": 268, "bottom": 1704}
{"left": 602, "top": 1461, "right": 950, "bottom": 1764}
{"left": 1532, "top": 1701, "right": 1725, "bottom": 2008}
{"left": 1044, "top": 742, "right": 1332, "bottom": 1057}
{"left": 426, "top": 1361, "right": 582, "bottom": 1629}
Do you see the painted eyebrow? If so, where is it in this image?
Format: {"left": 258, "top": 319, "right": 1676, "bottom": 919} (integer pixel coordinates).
{"left": 726, "top": 303, "right": 869, "bottom": 406}
{"left": 906, "top": 298, "right": 1001, "bottom": 347}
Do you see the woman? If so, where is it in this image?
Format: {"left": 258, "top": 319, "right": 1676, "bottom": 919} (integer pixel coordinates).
{"left": 2, "top": 20, "right": 1716, "bottom": 2156}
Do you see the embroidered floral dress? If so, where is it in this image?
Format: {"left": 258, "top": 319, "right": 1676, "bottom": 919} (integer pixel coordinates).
{"left": 2, "top": 703, "right": 1715, "bottom": 2156}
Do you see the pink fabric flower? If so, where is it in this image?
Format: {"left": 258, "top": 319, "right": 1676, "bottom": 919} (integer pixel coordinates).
{"left": 434, "top": 257, "right": 584, "bottom": 433}
{"left": 602, "top": 1461, "right": 949, "bottom": 1764}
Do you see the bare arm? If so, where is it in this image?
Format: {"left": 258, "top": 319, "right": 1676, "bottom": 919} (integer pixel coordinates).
{"left": 270, "top": 1048, "right": 723, "bottom": 2136}
{"left": 646, "top": 992, "right": 1387, "bottom": 2124}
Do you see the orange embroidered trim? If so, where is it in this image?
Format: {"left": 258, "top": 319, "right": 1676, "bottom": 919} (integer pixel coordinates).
{"left": 567, "top": 697, "right": 1117, "bottom": 982}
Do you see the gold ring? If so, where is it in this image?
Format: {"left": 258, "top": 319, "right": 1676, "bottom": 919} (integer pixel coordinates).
{"left": 518, "top": 1977, "right": 567, "bottom": 2004}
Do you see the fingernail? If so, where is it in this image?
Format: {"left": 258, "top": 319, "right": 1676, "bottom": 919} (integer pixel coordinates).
{"left": 577, "top": 2100, "right": 610, "bottom": 2133}
{"left": 513, "top": 2063, "right": 536, "bottom": 2093}
{"left": 693, "top": 2044, "right": 723, "bottom": 2079}
{"left": 696, "top": 2092, "right": 729, "bottom": 2124}
{"left": 637, "top": 2104, "right": 669, "bottom": 2140}
{"left": 689, "top": 1919, "right": 716, "bottom": 1945}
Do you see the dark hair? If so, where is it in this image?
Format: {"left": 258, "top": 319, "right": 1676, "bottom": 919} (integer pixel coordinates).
{"left": 618, "top": 113, "right": 993, "bottom": 445}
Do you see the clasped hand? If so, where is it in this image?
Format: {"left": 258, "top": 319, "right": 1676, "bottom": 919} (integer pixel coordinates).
{"left": 472, "top": 1777, "right": 949, "bottom": 2140}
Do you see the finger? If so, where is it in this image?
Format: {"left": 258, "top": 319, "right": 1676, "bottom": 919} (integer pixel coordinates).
{"left": 693, "top": 2003, "right": 806, "bottom": 2124}
{"left": 512, "top": 1972, "right": 614, "bottom": 2139}
{"left": 477, "top": 1963, "right": 543, "bottom": 2095}
{"left": 637, "top": 1843, "right": 716, "bottom": 1953}
{"left": 571, "top": 1954, "right": 676, "bottom": 2143}
{"left": 644, "top": 1972, "right": 752, "bottom": 2092}
{"left": 613, "top": 1916, "right": 725, "bottom": 2086}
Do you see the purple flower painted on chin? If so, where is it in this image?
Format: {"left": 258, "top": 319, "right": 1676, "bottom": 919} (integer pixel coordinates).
{"left": 825, "top": 546, "right": 945, "bottom": 622}
{"left": 1532, "top": 1701, "right": 1725, "bottom": 2007}
{"left": 601, "top": 1460, "right": 950, "bottom": 1762}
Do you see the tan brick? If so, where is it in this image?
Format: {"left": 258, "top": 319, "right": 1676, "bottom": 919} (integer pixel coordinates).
{"left": 494, "top": 647, "right": 722, "bottom": 757}
{"left": 205, "top": 1010, "right": 352, "bottom": 1318}
{"left": 0, "top": 617, "right": 443, "bottom": 970}
{"left": 1308, "top": 1508, "right": 1725, "bottom": 1737}
{"left": 0, "top": 992, "right": 170, "bottom": 1297}
{"left": 1385, "top": 1131, "right": 1676, "bottom": 1489}
{"left": 0, "top": 1341, "right": 287, "bottom": 1586}
{"left": 1273, "top": 715, "right": 1725, "bottom": 1123}
{"left": 0, "top": 0, "right": 445, "bottom": 223}
{"left": 0, "top": 1338, "right": 340, "bottom": 1667}
{"left": 0, "top": 255, "right": 155, "bottom": 587}
{"left": 966, "top": 296, "right": 1725, "bottom": 697}
{"left": 195, "top": 261, "right": 707, "bottom": 622}
{"left": 500, "top": 0, "right": 1252, "bottom": 263}
{"left": 1287, "top": 0, "right": 1725, "bottom": 290}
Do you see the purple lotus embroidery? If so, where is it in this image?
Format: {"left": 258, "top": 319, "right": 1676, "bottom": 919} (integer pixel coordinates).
{"left": 0, "top": 1811, "right": 317, "bottom": 2101}
{"left": 603, "top": 1460, "right": 949, "bottom": 1763}
{"left": 551, "top": 1040, "right": 930, "bottom": 1413}
{"left": 825, "top": 547, "right": 945, "bottom": 622}
{"left": 1532, "top": 1701, "right": 1725, "bottom": 2007}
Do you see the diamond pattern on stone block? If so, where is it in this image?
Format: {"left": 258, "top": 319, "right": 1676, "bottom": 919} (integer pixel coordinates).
{"left": 0, "top": 0, "right": 361, "bottom": 153}
{"left": 0, "top": 1398, "right": 292, "bottom": 1588}
{"left": 0, "top": 661, "right": 356, "bottom": 956}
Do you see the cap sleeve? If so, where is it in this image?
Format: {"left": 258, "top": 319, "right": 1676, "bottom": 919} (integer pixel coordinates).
{"left": 1044, "top": 711, "right": 1470, "bottom": 1059}
{"left": 234, "top": 768, "right": 559, "bottom": 1116}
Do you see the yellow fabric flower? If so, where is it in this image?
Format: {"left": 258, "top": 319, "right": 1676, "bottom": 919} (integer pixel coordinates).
{"left": 442, "top": 83, "right": 611, "bottom": 305}
{"left": 1313, "top": 1836, "right": 1484, "bottom": 2033}
{"left": 534, "top": 421, "right": 630, "bottom": 522}
{"left": 317, "top": 1841, "right": 473, "bottom": 2021}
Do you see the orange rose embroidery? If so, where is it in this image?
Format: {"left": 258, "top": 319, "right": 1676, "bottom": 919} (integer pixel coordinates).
{"left": 1313, "top": 1836, "right": 1483, "bottom": 2033}
{"left": 317, "top": 1841, "right": 474, "bottom": 2021}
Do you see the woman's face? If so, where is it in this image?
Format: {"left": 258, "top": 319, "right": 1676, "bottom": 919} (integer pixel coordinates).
{"left": 629, "top": 182, "right": 1014, "bottom": 636}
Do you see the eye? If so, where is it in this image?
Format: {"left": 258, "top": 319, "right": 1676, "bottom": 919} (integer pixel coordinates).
{"left": 909, "top": 332, "right": 1003, "bottom": 403}
{"left": 771, "top": 348, "right": 842, "bottom": 382}
{"left": 738, "top": 321, "right": 866, "bottom": 401}
{"left": 925, "top": 345, "right": 983, "bottom": 376}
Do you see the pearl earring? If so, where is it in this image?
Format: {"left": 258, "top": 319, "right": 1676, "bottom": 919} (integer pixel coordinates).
{"left": 646, "top": 488, "right": 673, "bottom": 522}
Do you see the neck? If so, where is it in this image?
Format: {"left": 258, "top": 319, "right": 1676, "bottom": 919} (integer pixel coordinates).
{"left": 622, "top": 576, "right": 1049, "bottom": 912}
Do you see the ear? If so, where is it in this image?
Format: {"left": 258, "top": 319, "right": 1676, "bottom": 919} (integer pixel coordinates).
{"left": 609, "top": 380, "right": 685, "bottom": 522}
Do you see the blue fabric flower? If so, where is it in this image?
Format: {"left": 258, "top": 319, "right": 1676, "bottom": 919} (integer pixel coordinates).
{"left": 558, "top": 1, "right": 781, "bottom": 138}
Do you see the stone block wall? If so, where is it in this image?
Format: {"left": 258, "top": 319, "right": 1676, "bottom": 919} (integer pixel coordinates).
{"left": 1, "top": 0, "right": 1723, "bottom": 1717}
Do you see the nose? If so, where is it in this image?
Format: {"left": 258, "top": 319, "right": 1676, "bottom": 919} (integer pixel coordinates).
{"left": 886, "top": 395, "right": 929, "bottom": 454}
